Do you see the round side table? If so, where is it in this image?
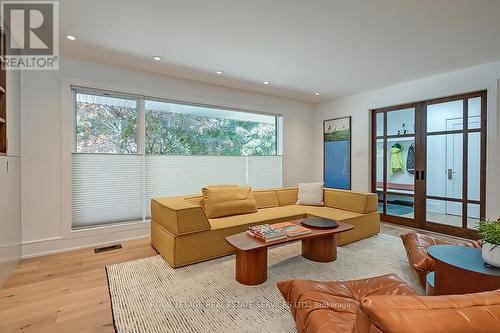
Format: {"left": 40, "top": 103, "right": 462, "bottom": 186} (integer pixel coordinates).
{"left": 427, "top": 245, "right": 500, "bottom": 295}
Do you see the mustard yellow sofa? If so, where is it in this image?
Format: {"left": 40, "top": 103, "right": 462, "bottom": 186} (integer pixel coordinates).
{"left": 151, "top": 187, "right": 380, "bottom": 268}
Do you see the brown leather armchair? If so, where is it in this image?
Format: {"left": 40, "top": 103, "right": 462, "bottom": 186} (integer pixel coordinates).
{"left": 277, "top": 274, "right": 500, "bottom": 333}
{"left": 400, "top": 232, "right": 480, "bottom": 287}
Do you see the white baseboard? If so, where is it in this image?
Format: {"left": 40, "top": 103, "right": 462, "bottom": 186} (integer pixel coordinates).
{"left": 21, "top": 224, "right": 151, "bottom": 258}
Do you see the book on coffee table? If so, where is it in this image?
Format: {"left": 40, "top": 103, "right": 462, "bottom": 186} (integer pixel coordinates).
{"left": 247, "top": 224, "right": 287, "bottom": 242}
{"left": 272, "top": 221, "right": 311, "bottom": 237}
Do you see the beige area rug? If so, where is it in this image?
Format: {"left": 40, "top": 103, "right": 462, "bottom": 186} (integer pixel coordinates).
{"left": 106, "top": 233, "right": 422, "bottom": 333}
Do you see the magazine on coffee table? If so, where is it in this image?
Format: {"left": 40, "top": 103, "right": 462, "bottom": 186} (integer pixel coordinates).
{"left": 272, "top": 222, "right": 312, "bottom": 237}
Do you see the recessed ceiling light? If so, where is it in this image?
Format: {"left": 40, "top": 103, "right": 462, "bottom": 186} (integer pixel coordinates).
{"left": 65, "top": 34, "right": 76, "bottom": 41}
{"left": 263, "top": 81, "right": 270, "bottom": 85}
{"left": 314, "top": 92, "right": 321, "bottom": 96}
{"left": 153, "top": 56, "right": 161, "bottom": 61}
{"left": 215, "top": 70, "right": 224, "bottom": 75}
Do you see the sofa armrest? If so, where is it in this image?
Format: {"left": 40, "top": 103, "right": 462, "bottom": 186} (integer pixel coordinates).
{"left": 324, "top": 188, "right": 378, "bottom": 214}
{"left": 151, "top": 197, "right": 210, "bottom": 235}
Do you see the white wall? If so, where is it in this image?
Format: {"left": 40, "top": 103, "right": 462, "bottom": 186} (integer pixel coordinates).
{"left": 0, "top": 65, "right": 22, "bottom": 287}
{"left": 314, "top": 60, "right": 500, "bottom": 220}
{"left": 20, "top": 57, "right": 315, "bottom": 257}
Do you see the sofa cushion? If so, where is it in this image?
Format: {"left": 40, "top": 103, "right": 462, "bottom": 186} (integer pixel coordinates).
{"left": 253, "top": 190, "right": 280, "bottom": 209}
{"left": 284, "top": 204, "right": 362, "bottom": 221}
{"left": 202, "top": 186, "right": 257, "bottom": 218}
{"left": 277, "top": 274, "right": 416, "bottom": 333}
{"left": 276, "top": 188, "right": 298, "bottom": 206}
{"left": 324, "top": 188, "right": 378, "bottom": 214}
{"left": 297, "top": 182, "right": 324, "bottom": 206}
{"left": 183, "top": 195, "right": 203, "bottom": 206}
{"left": 359, "top": 289, "right": 500, "bottom": 333}
{"left": 209, "top": 207, "right": 304, "bottom": 230}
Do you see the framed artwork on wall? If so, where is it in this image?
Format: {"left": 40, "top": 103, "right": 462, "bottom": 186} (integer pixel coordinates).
{"left": 323, "top": 116, "right": 351, "bottom": 190}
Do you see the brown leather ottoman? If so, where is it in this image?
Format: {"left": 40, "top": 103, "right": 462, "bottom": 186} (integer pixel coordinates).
{"left": 277, "top": 274, "right": 416, "bottom": 333}
{"left": 400, "top": 233, "right": 480, "bottom": 287}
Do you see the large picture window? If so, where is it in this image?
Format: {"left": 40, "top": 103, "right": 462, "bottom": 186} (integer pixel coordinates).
{"left": 144, "top": 100, "right": 277, "bottom": 156}
{"left": 71, "top": 87, "right": 282, "bottom": 229}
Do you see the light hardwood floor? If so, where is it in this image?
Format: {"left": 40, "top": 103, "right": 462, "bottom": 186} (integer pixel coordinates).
{"left": 0, "top": 223, "right": 461, "bottom": 333}
{"left": 0, "top": 238, "right": 158, "bottom": 333}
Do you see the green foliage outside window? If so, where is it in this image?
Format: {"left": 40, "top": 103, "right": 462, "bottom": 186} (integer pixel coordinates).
{"left": 76, "top": 99, "right": 277, "bottom": 156}
{"left": 145, "top": 109, "right": 276, "bottom": 155}
{"left": 76, "top": 102, "right": 138, "bottom": 154}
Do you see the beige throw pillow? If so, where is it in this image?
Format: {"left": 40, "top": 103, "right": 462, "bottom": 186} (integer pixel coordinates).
{"left": 296, "top": 182, "right": 324, "bottom": 206}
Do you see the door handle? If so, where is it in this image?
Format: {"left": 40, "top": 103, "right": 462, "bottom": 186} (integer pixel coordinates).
{"left": 447, "top": 168, "right": 456, "bottom": 180}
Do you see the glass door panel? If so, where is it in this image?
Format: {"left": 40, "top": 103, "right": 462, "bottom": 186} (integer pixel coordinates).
{"left": 375, "top": 139, "right": 384, "bottom": 192}
{"left": 387, "top": 108, "right": 415, "bottom": 135}
{"left": 468, "top": 98, "right": 481, "bottom": 129}
{"left": 426, "top": 134, "right": 463, "bottom": 200}
{"left": 427, "top": 100, "right": 463, "bottom": 132}
{"left": 387, "top": 194, "right": 414, "bottom": 218}
{"left": 467, "top": 132, "right": 481, "bottom": 201}
{"left": 426, "top": 199, "right": 462, "bottom": 227}
{"left": 376, "top": 113, "right": 384, "bottom": 137}
{"left": 373, "top": 106, "right": 416, "bottom": 224}
{"left": 467, "top": 203, "right": 481, "bottom": 229}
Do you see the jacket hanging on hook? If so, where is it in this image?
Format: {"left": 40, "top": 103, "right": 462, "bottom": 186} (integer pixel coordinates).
{"left": 390, "top": 143, "right": 404, "bottom": 175}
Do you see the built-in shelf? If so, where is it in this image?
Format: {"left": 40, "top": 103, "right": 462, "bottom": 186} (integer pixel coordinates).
{"left": 386, "top": 136, "right": 415, "bottom": 143}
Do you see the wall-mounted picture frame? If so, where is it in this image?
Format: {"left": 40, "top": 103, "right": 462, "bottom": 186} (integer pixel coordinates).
{"left": 323, "top": 116, "right": 351, "bottom": 190}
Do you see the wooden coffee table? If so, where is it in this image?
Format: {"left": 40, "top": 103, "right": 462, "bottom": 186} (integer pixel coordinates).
{"left": 225, "top": 219, "right": 354, "bottom": 285}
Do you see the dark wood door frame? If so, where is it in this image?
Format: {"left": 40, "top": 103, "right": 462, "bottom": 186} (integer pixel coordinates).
{"left": 371, "top": 91, "right": 487, "bottom": 239}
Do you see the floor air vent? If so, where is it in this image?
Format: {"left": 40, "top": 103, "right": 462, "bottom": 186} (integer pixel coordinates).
{"left": 94, "top": 244, "right": 122, "bottom": 253}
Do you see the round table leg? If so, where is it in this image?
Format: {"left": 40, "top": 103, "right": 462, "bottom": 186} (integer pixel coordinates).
{"left": 302, "top": 234, "right": 337, "bottom": 262}
{"left": 235, "top": 248, "right": 267, "bottom": 285}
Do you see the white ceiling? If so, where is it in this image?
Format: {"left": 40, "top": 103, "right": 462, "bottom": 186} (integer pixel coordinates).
{"left": 60, "top": 0, "right": 500, "bottom": 102}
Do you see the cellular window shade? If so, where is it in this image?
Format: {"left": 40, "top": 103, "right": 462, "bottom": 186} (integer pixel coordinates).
{"left": 72, "top": 154, "right": 282, "bottom": 226}
{"left": 72, "top": 154, "right": 144, "bottom": 228}
{"left": 247, "top": 156, "right": 282, "bottom": 189}
{"left": 144, "top": 155, "right": 283, "bottom": 217}
{"left": 144, "top": 156, "right": 248, "bottom": 217}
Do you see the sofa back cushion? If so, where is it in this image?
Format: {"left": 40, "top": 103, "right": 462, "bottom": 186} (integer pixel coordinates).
{"left": 276, "top": 188, "right": 298, "bottom": 206}
{"left": 253, "top": 190, "right": 280, "bottom": 209}
{"left": 324, "top": 188, "right": 377, "bottom": 214}
{"left": 357, "top": 290, "right": 500, "bottom": 333}
{"left": 202, "top": 186, "right": 257, "bottom": 218}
